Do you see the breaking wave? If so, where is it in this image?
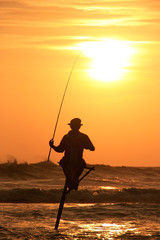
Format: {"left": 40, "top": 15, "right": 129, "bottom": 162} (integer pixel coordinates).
{"left": 0, "top": 187, "right": 160, "bottom": 204}
{"left": 0, "top": 161, "right": 60, "bottom": 180}
{"left": 0, "top": 161, "right": 160, "bottom": 181}
{"left": 0, "top": 161, "right": 160, "bottom": 204}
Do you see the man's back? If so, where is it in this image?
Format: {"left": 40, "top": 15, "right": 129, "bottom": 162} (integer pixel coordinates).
{"left": 49, "top": 118, "right": 95, "bottom": 190}
{"left": 56, "top": 130, "right": 94, "bottom": 161}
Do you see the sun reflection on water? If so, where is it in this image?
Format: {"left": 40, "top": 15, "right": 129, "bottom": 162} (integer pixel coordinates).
{"left": 78, "top": 222, "right": 136, "bottom": 239}
{"left": 100, "top": 186, "right": 117, "bottom": 190}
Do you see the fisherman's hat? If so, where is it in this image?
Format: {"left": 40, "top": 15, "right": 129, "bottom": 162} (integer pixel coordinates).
{"left": 68, "top": 118, "right": 83, "bottom": 126}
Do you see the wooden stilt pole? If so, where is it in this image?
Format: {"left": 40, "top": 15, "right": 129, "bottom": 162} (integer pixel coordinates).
{"left": 55, "top": 182, "right": 68, "bottom": 230}
{"left": 54, "top": 167, "right": 95, "bottom": 230}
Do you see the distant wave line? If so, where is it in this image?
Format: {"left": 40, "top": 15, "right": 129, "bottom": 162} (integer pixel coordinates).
{"left": 0, "top": 187, "right": 160, "bottom": 204}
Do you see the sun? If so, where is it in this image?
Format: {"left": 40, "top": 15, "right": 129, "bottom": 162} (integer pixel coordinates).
{"left": 78, "top": 39, "right": 136, "bottom": 82}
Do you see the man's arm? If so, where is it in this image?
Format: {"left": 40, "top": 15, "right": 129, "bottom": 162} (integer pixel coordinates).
{"left": 49, "top": 136, "right": 66, "bottom": 153}
{"left": 83, "top": 135, "right": 95, "bottom": 151}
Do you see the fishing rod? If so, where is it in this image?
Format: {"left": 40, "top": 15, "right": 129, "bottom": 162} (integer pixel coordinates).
{"left": 47, "top": 50, "right": 82, "bottom": 162}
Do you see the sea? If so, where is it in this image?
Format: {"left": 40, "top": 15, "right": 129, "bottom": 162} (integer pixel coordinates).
{"left": 0, "top": 161, "right": 160, "bottom": 240}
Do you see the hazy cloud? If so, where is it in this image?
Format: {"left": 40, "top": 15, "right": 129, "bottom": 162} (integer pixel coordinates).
{"left": 0, "top": 0, "right": 160, "bottom": 49}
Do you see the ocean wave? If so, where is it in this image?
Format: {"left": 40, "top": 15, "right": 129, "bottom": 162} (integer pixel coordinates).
{"left": 0, "top": 187, "right": 160, "bottom": 204}
{"left": 0, "top": 162, "right": 160, "bottom": 180}
{"left": 0, "top": 161, "right": 61, "bottom": 180}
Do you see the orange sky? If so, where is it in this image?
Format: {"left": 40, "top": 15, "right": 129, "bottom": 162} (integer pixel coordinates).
{"left": 0, "top": 0, "right": 160, "bottom": 166}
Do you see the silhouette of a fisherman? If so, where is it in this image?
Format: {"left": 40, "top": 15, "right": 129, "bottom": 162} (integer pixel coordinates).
{"left": 49, "top": 118, "right": 95, "bottom": 191}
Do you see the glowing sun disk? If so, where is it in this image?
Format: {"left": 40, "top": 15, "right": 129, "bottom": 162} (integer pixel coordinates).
{"left": 78, "top": 40, "right": 136, "bottom": 82}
